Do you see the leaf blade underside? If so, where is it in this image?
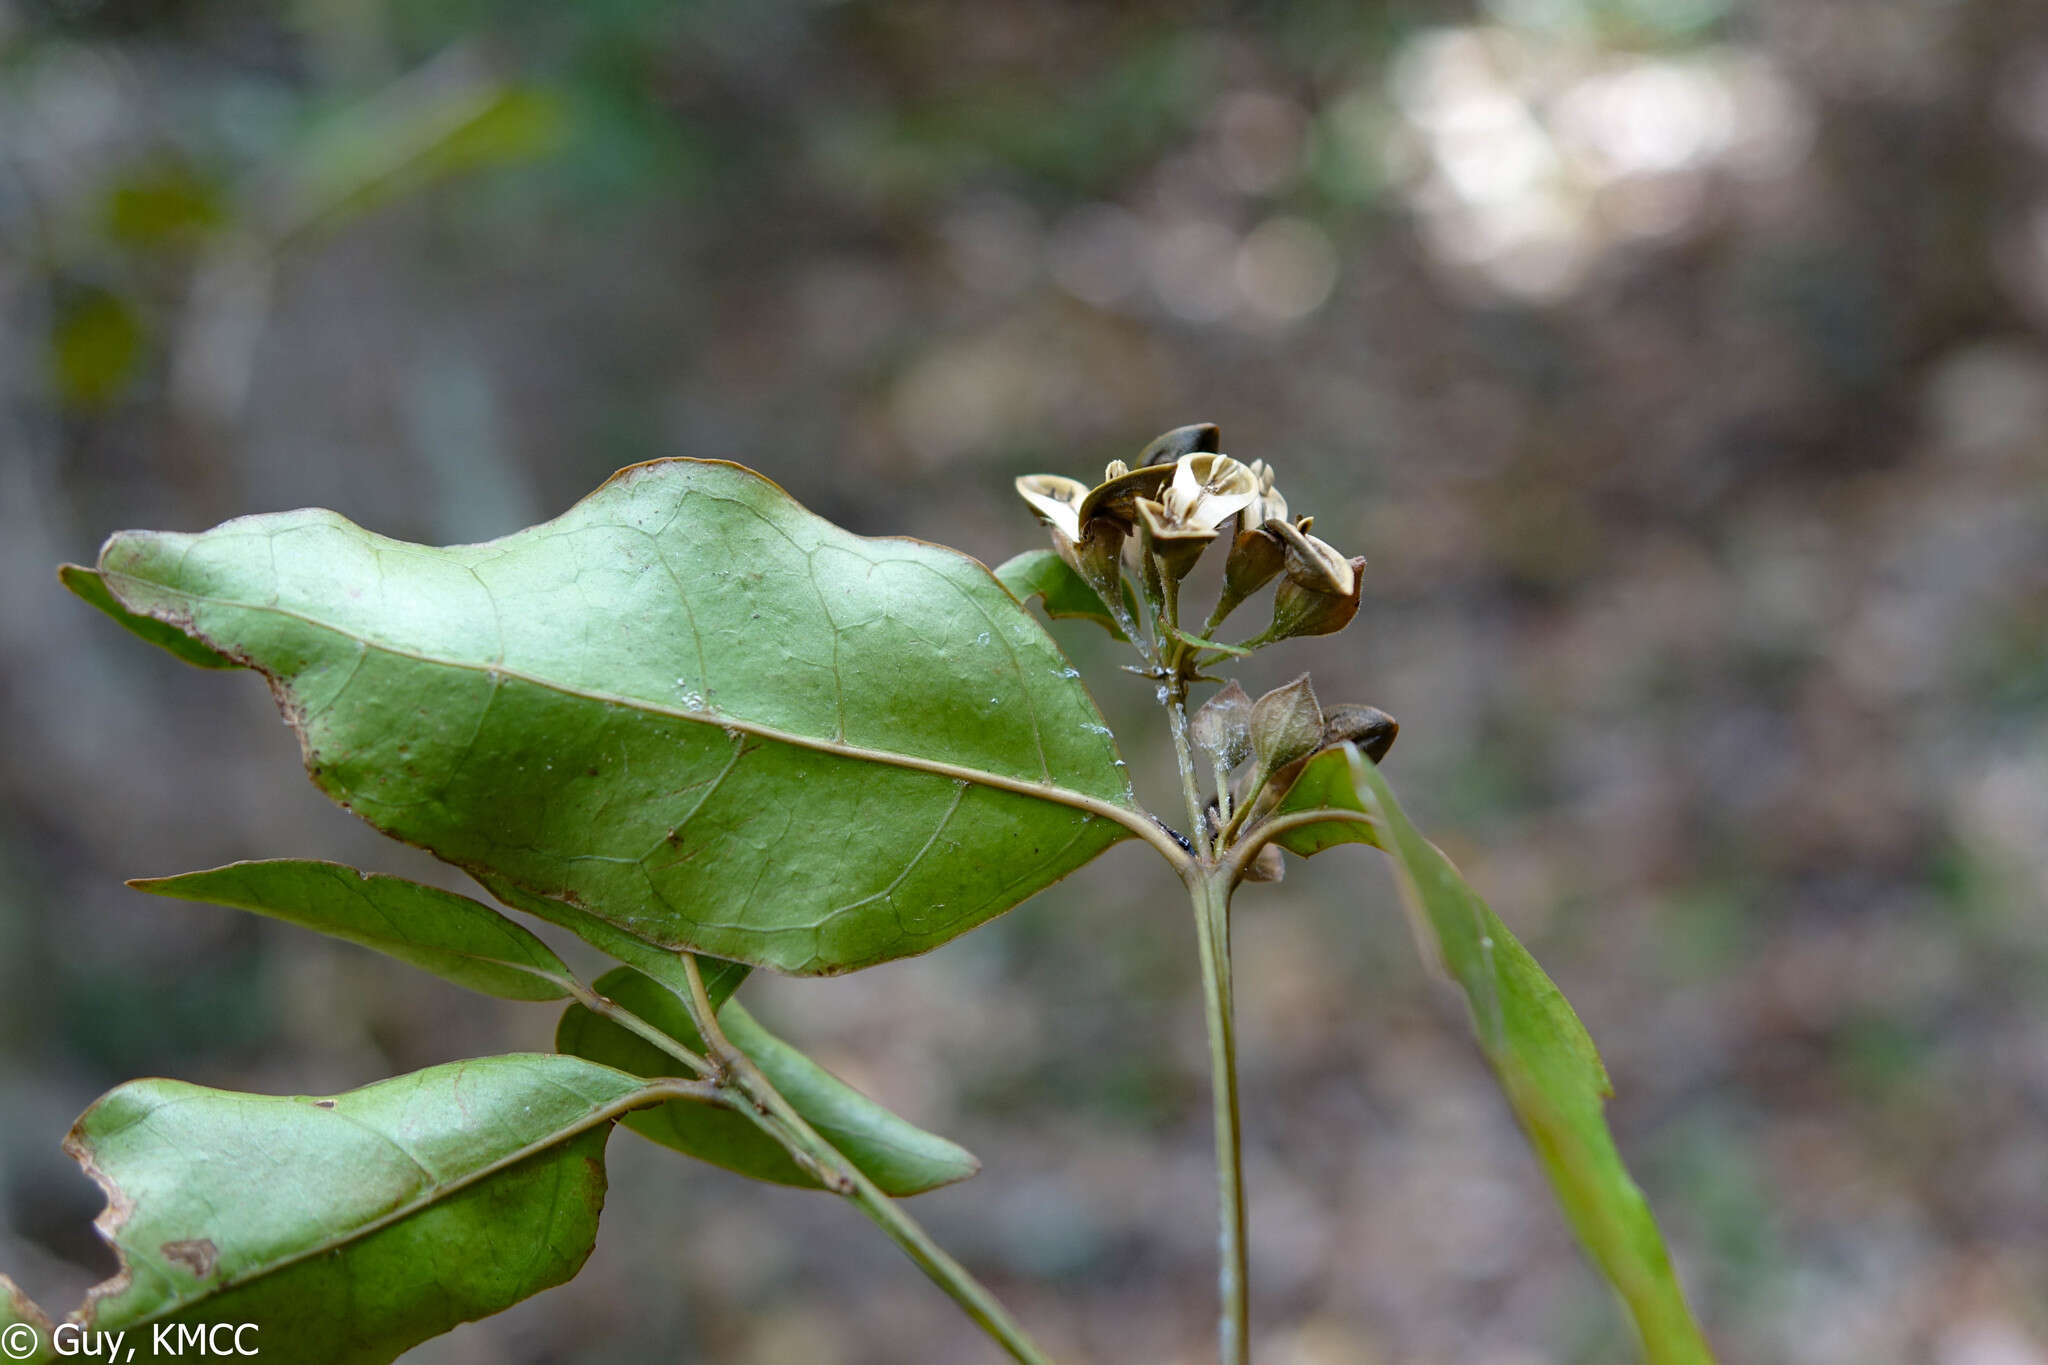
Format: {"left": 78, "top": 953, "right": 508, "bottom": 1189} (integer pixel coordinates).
{"left": 129, "top": 859, "right": 575, "bottom": 1002}
{"left": 94, "top": 459, "right": 1140, "bottom": 975}
{"left": 58, "top": 564, "right": 239, "bottom": 669}
{"left": 65, "top": 1054, "right": 665, "bottom": 1365}
{"left": 994, "top": 548, "right": 1137, "bottom": 641}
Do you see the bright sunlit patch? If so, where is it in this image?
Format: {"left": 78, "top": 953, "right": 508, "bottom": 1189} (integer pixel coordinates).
{"left": 1381, "top": 22, "right": 1811, "bottom": 301}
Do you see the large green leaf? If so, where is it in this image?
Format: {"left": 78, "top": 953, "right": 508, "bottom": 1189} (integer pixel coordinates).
{"left": 558, "top": 967, "right": 978, "bottom": 1195}
{"left": 994, "top": 548, "right": 1136, "bottom": 641}
{"left": 60, "top": 1054, "right": 670, "bottom": 1364}
{"left": 130, "top": 860, "right": 575, "bottom": 1002}
{"left": 1345, "top": 755, "right": 1715, "bottom": 1365}
{"left": 92, "top": 459, "right": 1141, "bottom": 975}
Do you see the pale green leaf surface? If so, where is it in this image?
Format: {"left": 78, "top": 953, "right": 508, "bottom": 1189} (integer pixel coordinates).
{"left": 1348, "top": 756, "right": 1715, "bottom": 1365}
{"left": 59, "top": 565, "right": 238, "bottom": 669}
{"left": 95, "top": 459, "right": 1138, "bottom": 974}
{"left": 994, "top": 548, "right": 1137, "bottom": 640}
{"left": 130, "top": 860, "right": 573, "bottom": 1001}
{"left": 66, "top": 1054, "right": 664, "bottom": 1364}
{"left": 558, "top": 967, "right": 978, "bottom": 1195}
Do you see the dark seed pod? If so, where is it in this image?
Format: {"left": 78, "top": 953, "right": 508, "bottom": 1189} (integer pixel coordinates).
{"left": 1320, "top": 704, "right": 1398, "bottom": 764}
{"left": 1137, "top": 422, "right": 1222, "bottom": 466}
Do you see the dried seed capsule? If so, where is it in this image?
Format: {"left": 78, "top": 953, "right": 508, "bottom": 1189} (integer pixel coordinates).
{"left": 1250, "top": 674, "right": 1323, "bottom": 773}
{"left": 1191, "top": 680, "right": 1254, "bottom": 772}
{"left": 1264, "top": 555, "right": 1366, "bottom": 641}
{"left": 1137, "top": 422, "right": 1222, "bottom": 466}
{"left": 1320, "top": 704, "right": 1398, "bottom": 764}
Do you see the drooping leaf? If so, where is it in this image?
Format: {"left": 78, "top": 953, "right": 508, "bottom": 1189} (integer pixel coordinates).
{"left": 0, "top": 1277, "right": 54, "bottom": 1364}
{"left": 558, "top": 967, "right": 978, "bottom": 1195}
{"left": 718, "top": 1002, "right": 979, "bottom": 1191}
{"left": 1347, "top": 756, "right": 1715, "bottom": 1365}
{"left": 92, "top": 459, "right": 1141, "bottom": 974}
{"left": 61, "top": 1054, "right": 675, "bottom": 1365}
{"left": 59, "top": 565, "right": 238, "bottom": 670}
{"left": 129, "top": 860, "right": 574, "bottom": 1002}
{"left": 994, "top": 547, "right": 1138, "bottom": 641}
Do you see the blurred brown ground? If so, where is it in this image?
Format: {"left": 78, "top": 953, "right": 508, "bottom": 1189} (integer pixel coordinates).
{"left": 3, "top": 1, "right": 2046, "bottom": 1361}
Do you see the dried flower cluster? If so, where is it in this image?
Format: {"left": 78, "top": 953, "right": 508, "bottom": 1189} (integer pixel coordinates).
{"left": 1014, "top": 423, "right": 1395, "bottom": 870}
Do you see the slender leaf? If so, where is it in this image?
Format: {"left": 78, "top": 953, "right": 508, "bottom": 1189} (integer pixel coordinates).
{"left": 995, "top": 547, "right": 1138, "bottom": 640}
{"left": 61, "top": 1054, "right": 673, "bottom": 1364}
{"left": 58, "top": 565, "right": 237, "bottom": 670}
{"left": 558, "top": 967, "right": 979, "bottom": 1195}
{"left": 93, "top": 459, "right": 1139, "bottom": 974}
{"left": 1346, "top": 755, "right": 1715, "bottom": 1365}
{"left": 1170, "top": 626, "right": 1251, "bottom": 658}
{"left": 0, "top": 1277, "right": 54, "bottom": 1364}
{"left": 130, "top": 860, "right": 574, "bottom": 1002}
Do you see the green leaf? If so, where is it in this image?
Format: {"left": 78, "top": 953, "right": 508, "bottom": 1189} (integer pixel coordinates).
{"left": 61, "top": 1054, "right": 673, "bottom": 1364}
{"left": 1347, "top": 756, "right": 1715, "bottom": 1365}
{"left": 92, "top": 459, "right": 1140, "bottom": 974}
{"left": 558, "top": 966, "right": 978, "bottom": 1196}
{"left": 995, "top": 547, "right": 1139, "bottom": 641}
{"left": 1260, "top": 746, "right": 1383, "bottom": 859}
{"left": 129, "top": 860, "right": 574, "bottom": 1002}
{"left": 0, "top": 1277, "right": 54, "bottom": 1364}
{"left": 59, "top": 565, "right": 238, "bottom": 669}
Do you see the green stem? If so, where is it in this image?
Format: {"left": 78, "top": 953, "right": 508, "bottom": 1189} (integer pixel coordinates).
{"left": 1191, "top": 870, "right": 1248, "bottom": 1365}
{"left": 1166, "top": 678, "right": 1210, "bottom": 858}
{"left": 1156, "top": 667, "right": 1248, "bottom": 1364}
{"left": 559, "top": 976, "right": 713, "bottom": 1078}
{"left": 675, "top": 958, "right": 1056, "bottom": 1365}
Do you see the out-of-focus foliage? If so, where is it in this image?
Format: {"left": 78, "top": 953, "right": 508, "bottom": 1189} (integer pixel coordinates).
{"left": 4, "top": 0, "right": 2046, "bottom": 1361}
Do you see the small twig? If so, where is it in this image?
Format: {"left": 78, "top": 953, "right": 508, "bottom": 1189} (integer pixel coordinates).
{"left": 674, "top": 955, "right": 1056, "bottom": 1363}
{"left": 558, "top": 974, "right": 715, "bottom": 1079}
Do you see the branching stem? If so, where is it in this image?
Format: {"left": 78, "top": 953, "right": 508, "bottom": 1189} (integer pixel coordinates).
{"left": 671, "top": 957, "right": 1056, "bottom": 1365}
{"left": 558, "top": 976, "right": 714, "bottom": 1078}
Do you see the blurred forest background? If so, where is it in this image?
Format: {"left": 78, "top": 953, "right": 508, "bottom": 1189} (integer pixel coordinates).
{"left": 3, "top": 0, "right": 2047, "bottom": 1361}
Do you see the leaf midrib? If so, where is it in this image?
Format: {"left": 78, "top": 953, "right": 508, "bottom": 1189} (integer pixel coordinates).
{"left": 87, "top": 1073, "right": 698, "bottom": 1330}
{"left": 106, "top": 574, "right": 1157, "bottom": 842}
